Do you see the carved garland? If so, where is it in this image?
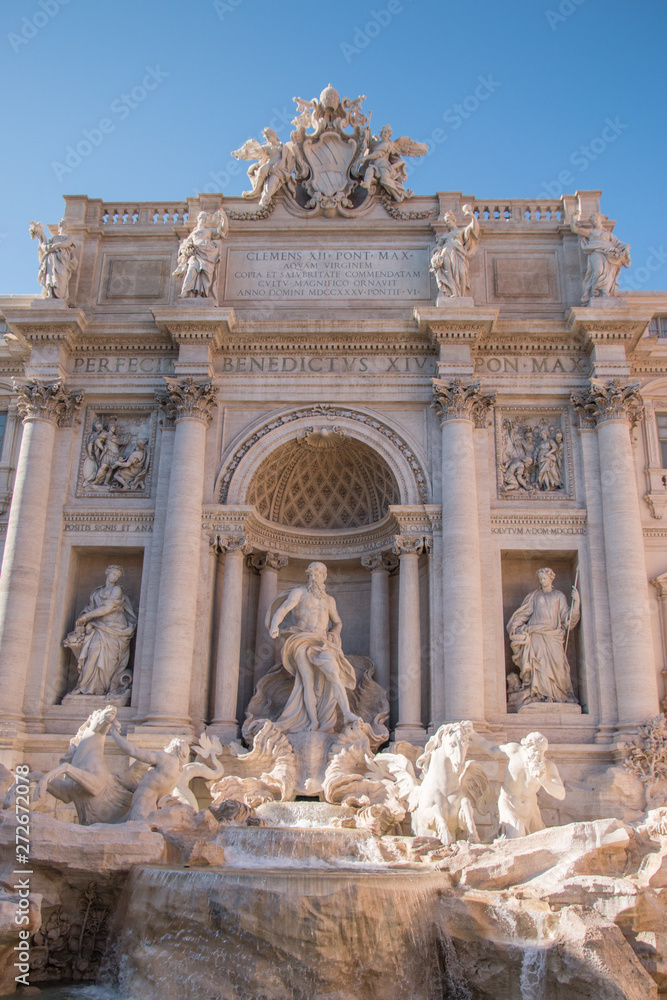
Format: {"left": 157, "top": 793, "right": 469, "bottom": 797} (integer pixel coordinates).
{"left": 219, "top": 404, "right": 429, "bottom": 504}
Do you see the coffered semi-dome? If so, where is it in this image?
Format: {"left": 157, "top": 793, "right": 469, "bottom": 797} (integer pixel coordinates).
{"left": 245, "top": 428, "right": 400, "bottom": 530}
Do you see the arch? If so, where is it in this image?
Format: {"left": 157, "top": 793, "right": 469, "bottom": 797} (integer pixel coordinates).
{"left": 216, "top": 404, "right": 430, "bottom": 508}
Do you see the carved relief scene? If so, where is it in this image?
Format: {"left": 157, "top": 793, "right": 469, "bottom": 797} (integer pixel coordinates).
{"left": 496, "top": 408, "right": 572, "bottom": 498}
{"left": 77, "top": 408, "right": 156, "bottom": 497}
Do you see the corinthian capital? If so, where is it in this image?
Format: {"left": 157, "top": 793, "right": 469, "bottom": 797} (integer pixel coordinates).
{"left": 571, "top": 378, "right": 643, "bottom": 427}
{"left": 392, "top": 534, "right": 432, "bottom": 557}
{"left": 211, "top": 533, "right": 252, "bottom": 555}
{"left": 431, "top": 377, "right": 496, "bottom": 428}
{"left": 13, "top": 378, "right": 82, "bottom": 426}
{"left": 158, "top": 376, "right": 217, "bottom": 423}
{"left": 251, "top": 551, "right": 289, "bottom": 572}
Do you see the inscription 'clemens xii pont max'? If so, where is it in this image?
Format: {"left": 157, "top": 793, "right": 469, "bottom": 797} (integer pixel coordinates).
{"left": 224, "top": 248, "right": 432, "bottom": 300}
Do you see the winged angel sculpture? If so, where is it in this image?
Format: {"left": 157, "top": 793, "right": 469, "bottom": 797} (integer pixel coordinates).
{"left": 372, "top": 721, "right": 492, "bottom": 844}
{"left": 231, "top": 85, "right": 427, "bottom": 216}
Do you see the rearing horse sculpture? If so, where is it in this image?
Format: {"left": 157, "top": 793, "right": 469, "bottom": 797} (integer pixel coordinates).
{"left": 33, "top": 705, "right": 139, "bottom": 824}
{"left": 373, "top": 721, "right": 491, "bottom": 845}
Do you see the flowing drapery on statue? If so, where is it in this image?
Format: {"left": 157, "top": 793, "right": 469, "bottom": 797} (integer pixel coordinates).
{"left": 507, "top": 567, "right": 580, "bottom": 705}
{"left": 64, "top": 565, "right": 137, "bottom": 697}
{"left": 267, "top": 562, "right": 360, "bottom": 734}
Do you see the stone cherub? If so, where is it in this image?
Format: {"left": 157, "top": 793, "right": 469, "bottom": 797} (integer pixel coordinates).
{"left": 570, "top": 211, "right": 631, "bottom": 304}
{"left": 172, "top": 209, "right": 228, "bottom": 298}
{"left": 507, "top": 567, "right": 580, "bottom": 707}
{"left": 357, "top": 124, "right": 427, "bottom": 202}
{"left": 471, "top": 730, "right": 566, "bottom": 838}
{"left": 430, "top": 205, "right": 480, "bottom": 299}
{"left": 29, "top": 219, "right": 77, "bottom": 301}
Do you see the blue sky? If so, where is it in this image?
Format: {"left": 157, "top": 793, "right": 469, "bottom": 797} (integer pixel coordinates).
{"left": 1, "top": 0, "right": 666, "bottom": 293}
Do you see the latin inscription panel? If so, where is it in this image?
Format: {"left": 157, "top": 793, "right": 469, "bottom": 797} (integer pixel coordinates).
{"left": 224, "top": 248, "right": 432, "bottom": 301}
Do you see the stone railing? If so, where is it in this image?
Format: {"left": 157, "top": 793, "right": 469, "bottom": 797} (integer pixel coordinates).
{"left": 99, "top": 203, "right": 189, "bottom": 227}
{"left": 472, "top": 201, "right": 564, "bottom": 224}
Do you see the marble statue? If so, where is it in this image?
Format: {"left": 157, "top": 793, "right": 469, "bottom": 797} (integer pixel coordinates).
{"left": 92, "top": 418, "right": 125, "bottom": 486}
{"left": 29, "top": 219, "right": 77, "bottom": 301}
{"left": 373, "top": 721, "right": 491, "bottom": 845}
{"left": 32, "top": 706, "right": 136, "bottom": 824}
{"left": 357, "top": 125, "right": 427, "bottom": 202}
{"left": 472, "top": 730, "right": 566, "bottom": 838}
{"left": 109, "top": 722, "right": 191, "bottom": 820}
{"left": 267, "top": 562, "right": 361, "bottom": 734}
{"left": 569, "top": 211, "right": 631, "bottom": 304}
{"left": 111, "top": 438, "right": 150, "bottom": 491}
{"left": 63, "top": 565, "right": 137, "bottom": 698}
{"left": 82, "top": 418, "right": 106, "bottom": 486}
{"left": 232, "top": 128, "right": 298, "bottom": 208}
{"left": 507, "top": 567, "right": 580, "bottom": 706}
{"left": 429, "top": 205, "right": 480, "bottom": 299}
{"left": 172, "top": 209, "right": 228, "bottom": 298}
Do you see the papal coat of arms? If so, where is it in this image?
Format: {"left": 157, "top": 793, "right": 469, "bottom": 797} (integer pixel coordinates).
{"left": 232, "top": 85, "right": 428, "bottom": 217}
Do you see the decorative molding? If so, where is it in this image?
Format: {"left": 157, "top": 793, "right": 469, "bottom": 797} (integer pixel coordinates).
{"left": 645, "top": 494, "right": 667, "bottom": 520}
{"left": 431, "top": 377, "right": 496, "bottom": 428}
{"left": 571, "top": 378, "right": 644, "bottom": 428}
{"left": 490, "top": 510, "right": 587, "bottom": 536}
{"left": 62, "top": 510, "right": 154, "bottom": 533}
{"left": 157, "top": 376, "right": 217, "bottom": 423}
{"left": 13, "top": 378, "right": 82, "bottom": 426}
{"left": 494, "top": 406, "right": 574, "bottom": 501}
{"left": 218, "top": 404, "right": 429, "bottom": 505}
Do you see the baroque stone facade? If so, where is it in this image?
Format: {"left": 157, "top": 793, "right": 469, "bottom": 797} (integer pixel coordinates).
{"left": 0, "top": 88, "right": 666, "bottom": 831}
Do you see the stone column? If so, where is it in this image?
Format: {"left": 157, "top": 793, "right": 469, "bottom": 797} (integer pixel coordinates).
{"left": 432, "top": 378, "right": 495, "bottom": 723}
{"left": 392, "top": 535, "right": 430, "bottom": 739}
{"left": 144, "top": 377, "right": 217, "bottom": 731}
{"left": 210, "top": 534, "right": 253, "bottom": 740}
{"left": 650, "top": 574, "right": 667, "bottom": 713}
{"left": 0, "top": 380, "right": 81, "bottom": 731}
{"left": 361, "top": 552, "right": 397, "bottom": 696}
{"left": 252, "top": 552, "right": 289, "bottom": 686}
{"left": 572, "top": 380, "right": 659, "bottom": 726}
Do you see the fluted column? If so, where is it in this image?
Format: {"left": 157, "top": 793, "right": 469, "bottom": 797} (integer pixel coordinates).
{"left": 210, "top": 534, "right": 253, "bottom": 739}
{"left": 0, "top": 380, "right": 82, "bottom": 731}
{"left": 361, "top": 552, "right": 397, "bottom": 696}
{"left": 393, "top": 535, "right": 430, "bottom": 738}
{"left": 572, "top": 379, "right": 659, "bottom": 725}
{"left": 432, "top": 378, "right": 495, "bottom": 723}
{"left": 144, "top": 377, "right": 217, "bottom": 730}
{"left": 252, "top": 552, "right": 288, "bottom": 685}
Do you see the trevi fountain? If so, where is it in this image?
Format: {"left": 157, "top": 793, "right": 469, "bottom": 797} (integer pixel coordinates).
{"left": 1, "top": 86, "right": 667, "bottom": 999}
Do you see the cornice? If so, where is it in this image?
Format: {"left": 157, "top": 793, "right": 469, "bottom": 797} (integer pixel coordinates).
{"left": 151, "top": 307, "right": 237, "bottom": 350}
{"left": 414, "top": 305, "right": 499, "bottom": 344}
{"left": 2, "top": 306, "right": 88, "bottom": 353}
{"left": 566, "top": 307, "right": 653, "bottom": 354}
